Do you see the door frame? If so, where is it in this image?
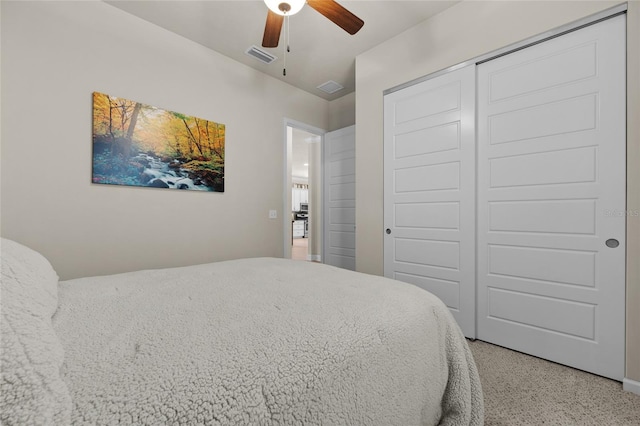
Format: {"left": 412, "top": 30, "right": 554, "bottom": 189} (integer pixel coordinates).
{"left": 282, "top": 118, "right": 325, "bottom": 260}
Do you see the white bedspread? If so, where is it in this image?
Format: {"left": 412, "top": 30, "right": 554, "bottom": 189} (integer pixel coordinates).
{"left": 53, "top": 257, "right": 483, "bottom": 425}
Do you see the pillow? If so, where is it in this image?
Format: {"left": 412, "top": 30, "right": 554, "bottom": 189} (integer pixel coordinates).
{"left": 0, "top": 238, "right": 71, "bottom": 425}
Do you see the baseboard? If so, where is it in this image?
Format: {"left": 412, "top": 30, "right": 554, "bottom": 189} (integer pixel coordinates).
{"left": 307, "top": 254, "right": 321, "bottom": 262}
{"left": 623, "top": 377, "right": 640, "bottom": 395}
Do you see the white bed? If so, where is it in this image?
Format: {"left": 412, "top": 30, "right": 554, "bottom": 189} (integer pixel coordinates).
{"left": 1, "top": 238, "right": 483, "bottom": 425}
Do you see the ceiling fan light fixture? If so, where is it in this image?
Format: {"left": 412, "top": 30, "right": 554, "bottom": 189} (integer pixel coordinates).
{"left": 264, "top": 0, "right": 306, "bottom": 16}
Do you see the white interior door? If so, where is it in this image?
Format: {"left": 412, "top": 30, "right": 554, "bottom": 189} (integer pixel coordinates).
{"left": 383, "top": 65, "right": 476, "bottom": 337}
{"left": 476, "top": 15, "right": 626, "bottom": 380}
{"left": 323, "top": 125, "right": 356, "bottom": 270}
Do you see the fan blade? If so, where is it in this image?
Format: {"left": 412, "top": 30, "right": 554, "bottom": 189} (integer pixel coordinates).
{"left": 262, "top": 10, "right": 284, "bottom": 48}
{"left": 307, "top": 0, "right": 364, "bottom": 35}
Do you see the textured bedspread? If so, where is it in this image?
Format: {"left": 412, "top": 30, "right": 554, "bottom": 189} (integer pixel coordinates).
{"left": 53, "top": 257, "right": 483, "bottom": 425}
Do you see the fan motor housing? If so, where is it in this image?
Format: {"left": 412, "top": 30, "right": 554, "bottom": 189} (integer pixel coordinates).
{"left": 278, "top": 3, "right": 292, "bottom": 13}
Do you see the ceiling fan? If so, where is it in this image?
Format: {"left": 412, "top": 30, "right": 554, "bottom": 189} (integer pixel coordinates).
{"left": 262, "top": 0, "right": 364, "bottom": 48}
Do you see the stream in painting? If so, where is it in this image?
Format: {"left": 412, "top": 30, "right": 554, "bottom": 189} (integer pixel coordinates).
{"left": 136, "top": 153, "right": 211, "bottom": 191}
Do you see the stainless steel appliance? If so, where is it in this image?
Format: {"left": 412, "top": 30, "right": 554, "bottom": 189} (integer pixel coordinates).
{"left": 295, "top": 203, "right": 309, "bottom": 238}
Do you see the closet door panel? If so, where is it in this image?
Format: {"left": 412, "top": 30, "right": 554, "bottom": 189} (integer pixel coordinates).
{"left": 477, "top": 15, "right": 626, "bottom": 380}
{"left": 384, "top": 65, "right": 476, "bottom": 338}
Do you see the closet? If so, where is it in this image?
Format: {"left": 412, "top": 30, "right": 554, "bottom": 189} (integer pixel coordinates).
{"left": 383, "top": 14, "right": 626, "bottom": 380}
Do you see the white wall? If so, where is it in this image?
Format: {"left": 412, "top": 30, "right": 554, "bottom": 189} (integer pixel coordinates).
{"left": 328, "top": 92, "right": 355, "bottom": 131}
{"left": 354, "top": 0, "right": 639, "bottom": 384}
{"left": 0, "top": 1, "right": 329, "bottom": 280}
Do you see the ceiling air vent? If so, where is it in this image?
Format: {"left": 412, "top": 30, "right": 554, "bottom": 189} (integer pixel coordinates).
{"left": 245, "top": 45, "right": 277, "bottom": 64}
{"left": 317, "top": 80, "right": 344, "bottom": 94}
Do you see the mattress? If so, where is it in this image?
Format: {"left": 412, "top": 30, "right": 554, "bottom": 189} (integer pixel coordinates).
{"left": 52, "top": 257, "right": 483, "bottom": 425}
{"left": 0, "top": 238, "right": 482, "bottom": 425}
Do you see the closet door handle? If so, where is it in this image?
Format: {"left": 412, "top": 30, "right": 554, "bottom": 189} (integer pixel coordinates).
{"left": 606, "top": 238, "right": 619, "bottom": 248}
{"left": 386, "top": 228, "right": 391, "bottom": 235}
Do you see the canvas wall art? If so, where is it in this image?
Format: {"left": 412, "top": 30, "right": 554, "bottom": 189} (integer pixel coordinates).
{"left": 92, "top": 92, "right": 225, "bottom": 192}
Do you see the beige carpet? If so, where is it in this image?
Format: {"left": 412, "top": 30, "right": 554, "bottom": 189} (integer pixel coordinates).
{"left": 468, "top": 340, "right": 640, "bottom": 425}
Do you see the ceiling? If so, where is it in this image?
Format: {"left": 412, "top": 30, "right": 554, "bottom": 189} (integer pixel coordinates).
{"left": 105, "top": 0, "right": 459, "bottom": 100}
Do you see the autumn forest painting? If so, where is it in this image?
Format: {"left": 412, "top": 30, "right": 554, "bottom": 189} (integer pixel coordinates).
{"left": 92, "top": 92, "right": 225, "bottom": 192}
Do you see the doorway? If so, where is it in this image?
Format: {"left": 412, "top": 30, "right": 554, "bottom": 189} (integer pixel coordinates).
{"left": 284, "top": 120, "right": 324, "bottom": 262}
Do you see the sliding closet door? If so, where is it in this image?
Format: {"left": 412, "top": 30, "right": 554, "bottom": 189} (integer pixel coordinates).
{"left": 476, "top": 15, "right": 626, "bottom": 380}
{"left": 383, "top": 65, "right": 475, "bottom": 338}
